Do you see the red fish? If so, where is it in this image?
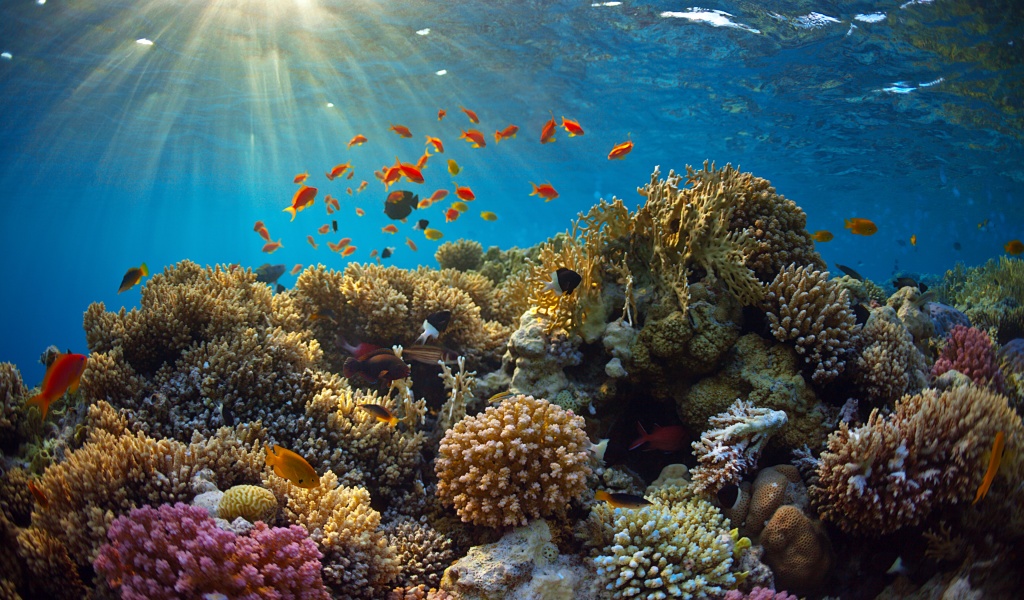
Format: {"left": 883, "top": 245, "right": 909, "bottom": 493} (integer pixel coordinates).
{"left": 341, "top": 245, "right": 357, "bottom": 257}
{"left": 355, "top": 207, "right": 365, "bottom": 217}
{"left": 540, "top": 117, "right": 557, "bottom": 144}
{"left": 396, "top": 160, "right": 425, "bottom": 184}
{"left": 629, "top": 423, "right": 688, "bottom": 452}
{"left": 530, "top": 182, "right": 559, "bottom": 202}
{"left": 455, "top": 185, "right": 475, "bottom": 201}
{"left": 495, "top": 124, "right": 519, "bottom": 143}
{"left": 318, "top": 224, "right": 330, "bottom": 234}
{"left": 561, "top": 117, "right": 584, "bottom": 137}
{"left": 427, "top": 189, "right": 449, "bottom": 203}
{"left": 27, "top": 480, "right": 49, "bottom": 508}
{"left": 262, "top": 239, "right": 283, "bottom": 253}
{"left": 325, "top": 162, "right": 351, "bottom": 181}
{"left": 293, "top": 172, "right": 308, "bottom": 184}
{"left": 26, "top": 352, "right": 88, "bottom": 420}
{"left": 346, "top": 187, "right": 353, "bottom": 196}
{"left": 290, "top": 264, "right": 303, "bottom": 275}
{"left": 253, "top": 220, "right": 265, "bottom": 232}
{"left": 284, "top": 185, "right": 317, "bottom": 221}
{"left": 347, "top": 134, "right": 367, "bottom": 149}
{"left": 256, "top": 226, "right": 271, "bottom": 242}
{"left": 460, "top": 106, "right": 479, "bottom": 124}
{"left": 437, "top": 108, "right": 446, "bottom": 121}
{"left": 382, "top": 224, "right": 399, "bottom": 234}
{"left": 425, "top": 136, "right": 444, "bottom": 153}
{"left": 340, "top": 337, "right": 382, "bottom": 360}
{"left": 406, "top": 237, "right": 418, "bottom": 252}
{"left": 459, "top": 129, "right": 487, "bottom": 149}
{"left": 608, "top": 138, "right": 633, "bottom": 160}
{"left": 382, "top": 165, "right": 402, "bottom": 189}
{"left": 357, "top": 180, "right": 368, "bottom": 193}
{"left": 416, "top": 150, "right": 432, "bottom": 170}
{"left": 445, "top": 207, "right": 460, "bottom": 223}
{"left": 390, "top": 124, "right": 413, "bottom": 138}
{"left": 307, "top": 235, "right": 318, "bottom": 249}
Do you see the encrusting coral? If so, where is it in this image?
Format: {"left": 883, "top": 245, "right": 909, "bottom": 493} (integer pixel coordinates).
{"left": 435, "top": 394, "right": 592, "bottom": 528}
{"left": 764, "top": 264, "right": 860, "bottom": 385}
{"left": 690, "top": 399, "right": 788, "bottom": 494}
{"left": 810, "top": 384, "right": 1024, "bottom": 536}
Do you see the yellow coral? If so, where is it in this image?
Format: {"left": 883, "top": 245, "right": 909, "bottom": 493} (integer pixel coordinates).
{"left": 218, "top": 484, "right": 278, "bottom": 523}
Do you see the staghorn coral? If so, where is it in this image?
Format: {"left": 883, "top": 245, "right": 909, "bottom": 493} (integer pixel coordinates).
{"left": 218, "top": 484, "right": 279, "bottom": 523}
{"left": 435, "top": 239, "right": 484, "bottom": 272}
{"left": 810, "top": 384, "right": 1024, "bottom": 536}
{"left": 265, "top": 470, "right": 399, "bottom": 599}
{"left": 383, "top": 517, "right": 455, "bottom": 589}
{"left": 764, "top": 264, "right": 860, "bottom": 385}
{"left": 851, "top": 306, "right": 929, "bottom": 405}
{"left": 93, "top": 502, "right": 327, "bottom": 600}
{"left": 760, "top": 505, "right": 831, "bottom": 593}
{"left": 435, "top": 395, "right": 592, "bottom": 528}
{"left": 932, "top": 325, "right": 1005, "bottom": 392}
{"left": 690, "top": 399, "right": 788, "bottom": 494}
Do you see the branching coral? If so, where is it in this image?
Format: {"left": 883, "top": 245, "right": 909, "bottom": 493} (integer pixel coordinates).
{"left": 383, "top": 517, "right": 455, "bottom": 589}
{"left": 939, "top": 257, "right": 1024, "bottom": 343}
{"left": 690, "top": 399, "right": 788, "bottom": 494}
{"left": 932, "top": 325, "right": 1005, "bottom": 392}
{"left": 93, "top": 502, "right": 327, "bottom": 600}
{"left": 764, "top": 264, "right": 860, "bottom": 385}
{"left": 435, "top": 239, "right": 484, "bottom": 271}
{"left": 851, "top": 306, "right": 929, "bottom": 405}
{"left": 435, "top": 394, "right": 592, "bottom": 528}
{"left": 810, "top": 385, "right": 1024, "bottom": 536}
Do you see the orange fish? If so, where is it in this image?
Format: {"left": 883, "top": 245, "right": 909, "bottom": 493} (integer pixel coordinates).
{"left": 382, "top": 165, "right": 402, "bottom": 189}
{"left": 266, "top": 444, "right": 319, "bottom": 489}
{"left": 459, "top": 129, "right": 487, "bottom": 148}
{"left": 1005, "top": 240, "right": 1024, "bottom": 255}
{"left": 263, "top": 239, "right": 283, "bottom": 253}
{"left": 406, "top": 237, "right": 418, "bottom": 251}
{"left": 326, "top": 203, "right": 335, "bottom": 215}
{"left": 455, "top": 185, "right": 475, "bottom": 201}
{"left": 253, "top": 220, "right": 265, "bottom": 232}
{"left": 427, "top": 189, "right": 449, "bottom": 203}
{"left": 844, "top": 218, "right": 878, "bottom": 236}
{"left": 307, "top": 235, "right": 318, "bottom": 249}
{"left": 418, "top": 199, "right": 433, "bottom": 209}
{"left": 561, "top": 117, "right": 584, "bottom": 137}
{"left": 425, "top": 136, "right": 445, "bottom": 153}
{"left": 327, "top": 238, "right": 351, "bottom": 252}
{"left": 396, "top": 160, "right": 425, "bottom": 184}
{"left": 290, "top": 264, "right": 303, "bottom": 275}
{"left": 540, "top": 116, "right": 557, "bottom": 144}
{"left": 437, "top": 108, "right": 446, "bottom": 121}
{"left": 369, "top": 249, "right": 379, "bottom": 258}
{"left": 346, "top": 170, "right": 355, "bottom": 180}
{"left": 608, "top": 138, "right": 633, "bottom": 160}
{"left": 26, "top": 352, "right": 88, "bottom": 420}
{"left": 325, "top": 162, "right": 351, "bottom": 181}
{"left": 318, "top": 224, "right": 330, "bottom": 234}
{"left": 355, "top": 208, "right": 365, "bottom": 217}
{"left": 495, "top": 124, "right": 519, "bottom": 143}
{"left": 460, "top": 106, "right": 479, "bottom": 124}
{"left": 347, "top": 134, "right": 367, "bottom": 149}
{"left": 382, "top": 224, "right": 399, "bottom": 234}
{"left": 327, "top": 196, "right": 341, "bottom": 211}
{"left": 359, "top": 403, "right": 400, "bottom": 426}
{"left": 27, "top": 480, "right": 48, "bottom": 508}
{"left": 341, "top": 245, "right": 357, "bottom": 257}
{"left": 284, "top": 185, "right": 318, "bottom": 221}
{"left": 390, "top": 124, "right": 413, "bottom": 138}
{"left": 910, "top": 234, "right": 917, "bottom": 247}
{"left": 256, "top": 226, "right": 271, "bottom": 242}
{"left": 416, "top": 151, "right": 432, "bottom": 170}
{"left": 357, "top": 180, "right": 368, "bottom": 193}
{"left": 530, "top": 182, "right": 559, "bottom": 202}
{"left": 445, "top": 208, "right": 460, "bottom": 223}
{"left": 293, "top": 172, "right": 308, "bottom": 184}
{"left": 811, "top": 230, "right": 833, "bottom": 242}
{"left": 973, "top": 431, "right": 1005, "bottom": 504}
{"left": 346, "top": 187, "right": 353, "bottom": 196}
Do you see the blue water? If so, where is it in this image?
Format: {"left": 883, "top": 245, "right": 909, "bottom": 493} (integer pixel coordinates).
{"left": 1, "top": 0, "right": 1021, "bottom": 384}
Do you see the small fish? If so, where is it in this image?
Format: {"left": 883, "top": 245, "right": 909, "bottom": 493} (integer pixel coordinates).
{"left": 332, "top": 220, "right": 338, "bottom": 232}
{"left": 459, "top": 129, "right": 487, "bottom": 148}
{"left": 395, "top": 159, "right": 425, "bottom": 184}
{"left": 416, "top": 310, "right": 452, "bottom": 344}
{"left": 542, "top": 268, "right": 582, "bottom": 296}
{"left": 594, "top": 490, "right": 652, "bottom": 509}
{"left": 530, "top": 182, "right": 559, "bottom": 202}
{"left": 427, "top": 189, "right": 449, "bottom": 203}
{"left": 266, "top": 444, "right": 319, "bottom": 489}
{"left": 495, "top": 124, "right": 519, "bottom": 143}
{"left": 326, "top": 162, "right": 351, "bottom": 181}
{"left": 384, "top": 190, "right": 419, "bottom": 221}
{"left": 307, "top": 235, "right": 318, "bottom": 249}
{"left": 357, "top": 180, "right": 368, "bottom": 193}
{"left": 1005, "top": 240, "right": 1024, "bottom": 255}
{"left": 460, "top": 106, "right": 480, "bottom": 124}
{"left": 343, "top": 348, "right": 411, "bottom": 384}
{"left": 256, "top": 225, "right": 271, "bottom": 242}
{"left": 810, "top": 230, "right": 833, "bottom": 242}
{"left": 406, "top": 237, "right": 419, "bottom": 251}
{"left": 445, "top": 207, "right": 460, "bottom": 223}
{"left": 284, "top": 185, "right": 318, "bottom": 221}
{"left": 381, "top": 247, "right": 395, "bottom": 259}
{"left": 451, "top": 201, "right": 469, "bottom": 213}
{"left": 910, "top": 234, "right": 917, "bottom": 247}
{"left": 488, "top": 389, "right": 515, "bottom": 403}
{"left": 318, "top": 224, "right": 330, "bottom": 234}
{"left": 341, "top": 245, "right": 357, "bottom": 257}
{"left": 953, "top": 241, "right": 962, "bottom": 251}
{"left": 418, "top": 198, "right": 433, "bottom": 209}
{"left": 455, "top": 185, "right": 475, "bottom": 201}
{"left": 844, "top": 217, "right": 878, "bottom": 236}
{"left": 424, "top": 228, "right": 444, "bottom": 241}
{"left": 716, "top": 484, "right": 740, "bottom": 509}
{"left": 308, "top": 308, "right": 337, "bottom": 322}
{"left": 293, "top": 172, "right": 309, "bottom": 184}
{"left": 390, "top": 124, "right": 413, "bottom": 138}
{"left": 118, "top": 263, "right": 150, "bottom": 293}
{"left": 413, "top": 219, "right": 430, "bottom": 231}
{"left": 629, "top": 422, "right": 687, "bottom": 452}
{"left": 346, "top": 187, "right": 353, "bottom": 196}
{"left": 425, "top": 136, "right": 445, "bottom": 153}
{"left": 973, "top": 431, "right": 1005, "bottom": 504}
{"left": 403, "top": 344, "right": 457, "bottom": 365}
{"left": 560, "top": 116, "right": 584, "bottom": 137}
{"left": 262, "top": 239, "right": 283, "bottom": 253}
{"left": 834, "top": 263, "right": 863, "bottom": 281}
{"left": 607, "top": 137, "right": 633, "bottom": 160}
{"left": 540, "top": 116, "right": 557, "bottom": 144}
{"left": 355, "top": 207, "right": 365, "bottom": 217}
{"left": 382, "top": 224, "right": 399, "bottom": 234}
{"left": 327, "top": 238, "right": 352, "bottom": 252}
{"left": 359, "top": 403, "right": 400, "bottom": 426}
{"left": 290, "top": 264, "right": 303, "bottom": 275}
{"left": 437, "top": 108, "right": 446, "bottom": 121}
{"left": 448, "top": 159, "right": 461, "bottom": 176}
{"left": 480, "top": 211, "right": 498, "bottom": 221}
{"left": 253, "top": 220, "right": 265, "bottom": 232}
{"left": 370, "top": 249, "right": 378, "bottom": 258}
{"left": 26, "top": 352, "right": 88, "bottom": 420}
{"left": 27, "top": 480, "right": 49, "bottom": 508}
{"left": 339, "top": 336, "right": 381, "bottom": 359}
{"left": 852, "top": 303, "right": 870, "bottom": 325}
{"left": 347, "top": 134, "right": 368, "bottom": 149}
{"left": 255, "top": 263, "right": 286, "bottom": 284}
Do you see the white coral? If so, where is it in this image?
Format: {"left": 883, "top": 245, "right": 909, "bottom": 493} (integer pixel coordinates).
{"left": 690, "top": 399, "right": 788, "bottom": 493}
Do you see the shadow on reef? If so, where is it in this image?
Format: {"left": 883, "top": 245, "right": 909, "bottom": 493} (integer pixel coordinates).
{"left": 1, "top": 162, "right": 1023, "bottom": 599}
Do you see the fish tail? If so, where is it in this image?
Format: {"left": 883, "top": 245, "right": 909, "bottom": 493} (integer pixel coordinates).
{"left": 628, "top": 422, "right": 649, "bottom": 450}
{"left": 25, "top": 394, "right": 49, "bottom": 420}
{"left": 284, "top": 206, "right": 297, "bottom": 221}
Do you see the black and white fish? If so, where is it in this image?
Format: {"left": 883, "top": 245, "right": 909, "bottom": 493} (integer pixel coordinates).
{"left": 543, "top": 268, "right": 582, "bottom": 296}
{"left": 415, "top": 310, "right": 452, "bottom": 344}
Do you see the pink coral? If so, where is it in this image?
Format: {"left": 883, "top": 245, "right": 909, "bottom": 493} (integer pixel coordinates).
{"left": 932, "top": 325, "right": 1005, "bottom": 391}
{"left": 724, "top": 587, "right": 799, "bottom": 600}
{"left": 94, "top": 503, "right": 328, "bottom": 600}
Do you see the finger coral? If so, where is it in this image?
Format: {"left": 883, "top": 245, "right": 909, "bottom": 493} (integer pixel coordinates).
{"left": 932, "top": 324, "right": 1005, "bottom": 392}
{"left": 93, "top": 502, "right": 328, "bottom": 600}
{"left": 690, "top": 399, "right": 788, "bottom": 494}
{"left": 810, "top": 384, "right": 1024, "bottom": 536}
{"left": 851, "top": 306, "right": 929, "bottom": 405}
{"left": 764, "top": 264, "right": 860, "bottom": 385}
{"left": 435, "top": 394, "right": 592, "bottom": 528}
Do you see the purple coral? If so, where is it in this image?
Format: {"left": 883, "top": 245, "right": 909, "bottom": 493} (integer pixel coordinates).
{"left": 932, "top": 325, "right": 1004, "bottom": 391}
{"left": 724, "top": 587, "right": 799, "bottom": 600}
{"left": 94, "top": 503, "right": 328, "bottom": 600}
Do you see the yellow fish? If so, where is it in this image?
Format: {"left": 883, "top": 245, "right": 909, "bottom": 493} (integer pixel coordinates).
{"left": 451, "top": 201, "right": 469, "bottom": 213}
{"left": 910, "top": 234, "right": 917, "bottom": 247}
{"left": 480, "top": 211, "right": 498, "bottom": 222}
{"left": 424, "top": 228, "right": 444, "bottom": 241}
{"left": 488, "top": 389, "right": 515, "bottom": 403}
{"left": 447, "top": 159, "right": 460, "bottom": 176}
{"left": 810, "top": 230, "right": 833, "bottom": 243}
{"left": 265, "top": 444, "right": 319, "bottom": 489}
{"left": 973, "top": 431, "right": 1005, "bottom": 505}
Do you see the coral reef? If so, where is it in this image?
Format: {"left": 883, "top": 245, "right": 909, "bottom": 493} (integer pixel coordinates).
{"left": 931, "top": 325, "right": 1005, "bottom": 392}
{"left": 764, "top": 264, "right": 860, "bottom": 385}
{"left": 690, "top": 400, "right": 788, "bottom": 494}
{"left": 93, "top": 502, "right": 327, "bottom": 600}
{"left": 811, "top": 384, "right": 1024, "bottom": 536}
{"left": 940, "top": 257, "right": 1024, "bottom": 344}
{"left": 218, "top": 484, "right": 279, "bottom": 523}
{"left": 851, "top": 306, "right": 929, "bottom": 405}
{"left": 435, "top": 239, "right": 484, "bottom": 272}
{"left": 743, "top": 465, "right": 805, "bottom": 537}
{"left": 505, "top": 309, "right": 582, "bottom": 400}
{"left": 760, "top": 505, "right": 832, "bottom": 593}
{"left": 435, "top": 395, "right": 591, "bottom": 528}
{"left": 0, "top": 362, "right": 28, "bottom": 448}
{"left": 383, "top": 517, "right": 455, "bottom": 589}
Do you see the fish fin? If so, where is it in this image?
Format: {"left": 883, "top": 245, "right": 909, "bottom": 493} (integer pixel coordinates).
{"left": 140, "top": 263, "right": 149, "bottom": 276}
{"left": 26, "top": 394, "right": 48, "bottom": 420}
{"left": 283, "top": 206, "right": 297, "bottom": 221}
{"left": 628, "top": 422, "right": 649, "bottom": 450}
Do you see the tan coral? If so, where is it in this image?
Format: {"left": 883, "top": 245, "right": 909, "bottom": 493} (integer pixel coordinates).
{"left": 383, "top": 517, "right": 455, "bottom": 589}
{"left": 0, "top": 362, "right": 27, "bottom": 442}
{"left": 746, "top": 465, "right": 803, "bottom": 536}
{"left": 435, "top": 395, "right": 592, "bottom": 528}
{"left": 218, "top": 484, "right": 278, "bottom": 523}
{"left": 15, "top": 525, "right": 87, "bottom": 600}
{"left": 760, "top": 505, "right": 832, "bottom": 593}
{"left": 435, "top": 239, "right": 484, "bottom": 271}
{"left": 0, "top": 469, "right": 33, "bottom": 527}
{"left": 851, "top": 306, "right": 929, "bottom": 405}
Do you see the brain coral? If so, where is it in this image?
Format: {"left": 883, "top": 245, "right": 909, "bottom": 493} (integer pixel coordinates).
{"left": 811, "top": 384, "right": 1024, "bottom": 536}
{"left": 218, "top": 484, "right": 278, "bottom": 523}
{"left": 764, "top": 264, "right": 859, "bottom": 385}
{"left": 435, "top": 394, "right": 592, "bottom": 528}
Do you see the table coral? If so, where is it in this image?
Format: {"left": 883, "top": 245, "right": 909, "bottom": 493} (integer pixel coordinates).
{"left": 932, "top": 325, "right": 1005, "bottom": 392}
{"left": 93, "top": 502, "right": 328, "bottom": 600}
{"left": 851, "top": 306, "right": 929, "bottom": 406}
{"left": 690, "top": 400, "right": 788, "bottom": 494}
{"left": 810, "top": 384, "right": 1024, "bottom": 536}
{"left": 435, "top": 395, "right": 592, "bottom": 528}
{"left": 764, "top": 264, "right": 860, "bottom": 385}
